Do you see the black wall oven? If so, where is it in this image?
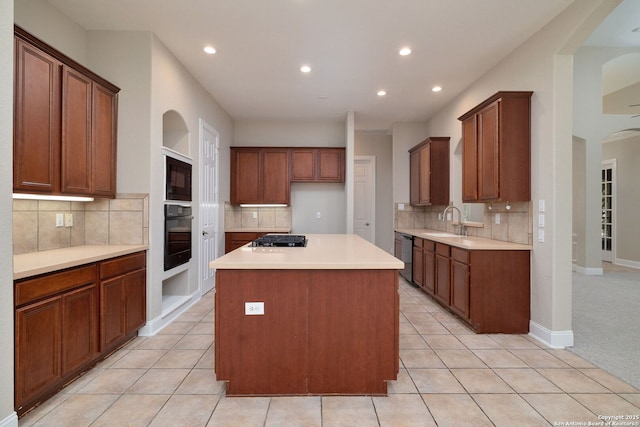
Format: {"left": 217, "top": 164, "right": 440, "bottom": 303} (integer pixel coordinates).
{"left": 164, "top": 204, "right": 192, "bottom": 270}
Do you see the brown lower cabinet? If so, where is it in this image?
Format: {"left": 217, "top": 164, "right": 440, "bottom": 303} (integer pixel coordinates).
{"left": 412, "top": 237, "right": 530, "bottom": 333}
{"left": 14, "top": 251, "right": 146, "bottom": 416}
{"left": 224, "top": 232, "right": 268, "bottom": 253}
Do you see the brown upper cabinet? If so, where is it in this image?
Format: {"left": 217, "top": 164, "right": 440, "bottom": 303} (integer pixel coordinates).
{"left": 409, "top": 137, "right": 450, "bottom": 206}
{"left": 291, "top": 148, "right": 345, "bottom": 183}
{"left": 230, "top": 147, "right": 291, "bottom": 205}
{"left": 458, "top": 91, "right": 532, "bottom": 203}
{"left": 14, "top": 26, "right": 119, "bottom": 198}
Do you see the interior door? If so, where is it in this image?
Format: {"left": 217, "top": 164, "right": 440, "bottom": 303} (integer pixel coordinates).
{"left": 353, "top": 156, "right": 375, "bottom": 243}
{"left": 601, "top": 160, "right": 615, "bottom": 263}
{"left": 200, "top": 120, "right": 219, "bottom": 295}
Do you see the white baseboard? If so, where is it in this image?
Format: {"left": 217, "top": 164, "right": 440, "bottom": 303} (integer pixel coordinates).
{"left": 138, "top": 290, "right": 203, "bottom": 336}
{"left": 615, "top": 258, "right": 640, "bottom": 270}
{"left": 573, "top": 265, "right": 603, "bottom": 276}
{"left": 0, "top": 412, "right": 18, "bottom": 427}
{"left": 529, "top": 321, "right": 574, "bottom": 349}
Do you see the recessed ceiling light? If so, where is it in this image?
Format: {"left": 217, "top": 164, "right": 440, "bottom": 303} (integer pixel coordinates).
{"left": 399, "top": 47, "right": 412, "bottom": 56}
{"left": 203, "top": 46, "right": 216, "bottom": 54}
{"left": 432, "top": 86, "right": 442, "bottom": 92}
{"left": 377, "top": 90, "right": 387, "bottom": 96}
{"left": 300, "top": 65, "right": 311, "bottom": 73}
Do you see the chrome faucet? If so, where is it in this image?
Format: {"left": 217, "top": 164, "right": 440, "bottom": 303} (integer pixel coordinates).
{"left": 442, "top": 205, "right": 466, "bottom": 236}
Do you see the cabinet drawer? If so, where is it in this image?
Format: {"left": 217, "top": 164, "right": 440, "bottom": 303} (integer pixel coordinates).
{"left": 100, "top": 252, "right": 146, "bottom": 280}
{"left": 413, "top": 238, "right": 423, "bottom": 249}
{"left": 15, "top": 264, "right": 97, "bottom": 307}
{"left": 422, "top": 240, "right": 435, "bottom": 252}
{"left": 435, "top": 243, "right": 450, "bottom": 257}
{"left": 451, "top": 247, "right": 469, "bottom": 264}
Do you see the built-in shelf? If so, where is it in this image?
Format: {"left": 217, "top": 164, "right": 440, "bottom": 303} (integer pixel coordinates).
{"left": 161, "top": 269, "right": 190, "bottom": 317}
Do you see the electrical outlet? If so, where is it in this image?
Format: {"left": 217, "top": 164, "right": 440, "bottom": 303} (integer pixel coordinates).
{"left": 252, "top": 211, "right": 257, "bottom": 219}
{"left": 316, "top": 211, "right": 321, "bottom": 219}
{"left": 65, "top": 213, "right": 73, "bottom": 227}
{"left": 245, "top": 302, "right": 264, "bottom": 315}
{"left": 55, "top": 213, "right": 64, "bottom": 227}
{"left": 398, "top": 203, "right": 405, "bottom": 211}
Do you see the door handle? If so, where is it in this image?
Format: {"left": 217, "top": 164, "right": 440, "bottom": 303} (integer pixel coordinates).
{"left": 202, "top": 231, "right": 209, "bottom": 236}
{"left": 365, "top": 223, "right": 370, "bottom": 226}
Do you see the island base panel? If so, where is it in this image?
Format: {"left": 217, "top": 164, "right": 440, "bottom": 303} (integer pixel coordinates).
{"left": 215, "top": 269, "right": 399, "bottom": 395}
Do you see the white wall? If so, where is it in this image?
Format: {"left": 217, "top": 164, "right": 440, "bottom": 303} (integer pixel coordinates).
{"left": 1, "top": 2, "right": 16, "bottom": 425}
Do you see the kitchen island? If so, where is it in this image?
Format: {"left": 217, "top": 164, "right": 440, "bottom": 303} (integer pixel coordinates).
{"left": 209, "top": 234, "right": 403, "bottom": 396}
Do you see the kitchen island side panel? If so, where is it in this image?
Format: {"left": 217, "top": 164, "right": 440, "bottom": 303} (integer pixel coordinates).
{"left": 215, "top": 269, "right": 399, "bottom": 395}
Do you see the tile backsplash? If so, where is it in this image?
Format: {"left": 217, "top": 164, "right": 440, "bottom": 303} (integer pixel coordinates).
{"left": 224, "top": 202, "right": 292, "bottom": 230}
{"left": 13, "top": 194, "right": 149, "bottom": 255}
{"left": 395, "top": 201, "right": 532, "bottom": 245}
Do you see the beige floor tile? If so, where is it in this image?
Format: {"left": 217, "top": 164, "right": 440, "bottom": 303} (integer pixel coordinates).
{"left": 321, "top": 396, "right": 378, "bottom": 427}
{"left": 18, "top": 392, "right": 72, "bottom": 426}
{"left": 435, "top": 349, "right": 487, "bottom": 368}
{"left": 61, "top": 367, "right": 104, "bottom": 394}
{"left": 412, "top": 321, "right": 450, "bottom": 334}
{"left": 111, "top": 349, "right": 167, "bottom": 368}
{"left": 387, "top": 368, "right": 418, "bottom": 394}
{"left": 372, "top": 394, "right": 436, "bottom": 427}
{"left": 456, "top": 334, "right": 502, "bottom": 349}
{"left": 265, "top": 396, "right": 321, "bottom": 427}
{"left": 451, "top": 368, "right": 514, "bottom": 393}
{"left": 400, "top": 302, "right": 429, "bottom": 312}
{"left": 472, "top": 349, "right": 529, "bottom": 368}
{"left": 521, "top": 393, "right": 599, "bottom": 425}
{"left": 149, "top": 394, "right": 220, "bottom": 427}
{"left": 510, "top": 349, "right": 571, "bottom": 368}
{"left": 422, "top": 393, "right": 493, "bottom": 427}
{"left": 194, "top": 347, "right": 215, "bottom": 369}
{"left": 473, "top": 393, "right": 550, "bottom": 427}
{"left": 158, "top": 321, "right": 196, "bottom": 335}
{"left": 400, "top": 349, "right": 446, "bottom": 368}
{"left": 31, "top": 394, "right": 119, "bottom": 427}
{"left": 620, "top": 393, "right": 640, "bottom": 407}
{"left": 78, "top": 368, "right": 147, "bottom": 394}
{"left": 400, "top": 322, "right": 419, "bottom": 334}
{"left": 174, "top": 334, "right": 213, "bottom": 350}
{"left": 547, "top": 349, "right": 596, "bottom": 368}
{"left": 94, "top": 346, "right": 130, "bottom": 368}
{"left": 431, "top": 311, "right": 458, "bottom": 322}
{"left": 135, "top": 334, "right": 183, "bottom": 350}
{"left": 443, "top": 322, "right": 476, "bottom": 334}
{"left": 189, "top": 322, "right": 215, "bottom": 335}
{"left": 494, "top": 368, "right": 563, "bottom": 393}
{"left": 127, "top": 368, "right": 190, "bottom": 394}
{"left": 91, "top": 394, "right": 170, "bottom": 427}
{"left": 206, "top": 397, "right": 269, "bottom": 427}
{"left": 537, "top": 368, "right": 610, "bottom": 393}
{"left": 404, "top": 312, "right": 439, "bottom": 324}
{"left": 579, "top": 368, "right": 640, "bottom": 393}
{"left": 407, "top": 368, "right": 466, "bottom": 393}
{"left": 178, "top": 310, "right": 210, "bottom": 323}
{"left": 422, "top": 334, "right": 466, "bottom": 350}
{"left": 175, "top": 369, "right": 226, "bottom": 394}
{"left": 153, "top": 349, "right": 207, "bottom": 369}
{"left": 400, "top": 334, "right": 429, "bottom": 349}
{"left": 571, "top": 393, "right": 640, "bottom": 415}
{"left": 488, "top": 334, "right": 541, "bottom": 349}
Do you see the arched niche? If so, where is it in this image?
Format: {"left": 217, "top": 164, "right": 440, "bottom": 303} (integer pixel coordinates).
{"left": 602, "top": 53, "right": 640, "bottom": 115}
{"left": 163, "top": 110, "right": 189, "bottom": 156}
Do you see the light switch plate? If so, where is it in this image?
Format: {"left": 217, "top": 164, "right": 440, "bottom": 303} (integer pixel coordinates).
{"left": 538, "top": 230, "right": 545, "bottom": 242}
{"left": 539, "top": 200, "right": 545, "bottom": 212}
{"left": 245, "top": 302, "right": 264, "bottom": 315}
{"left": 495, "top": 213, "right": 500, "bottom": 225}
{"left": 55, "top": 213, "right": 64, "bottom": 227}
{"left": 538, "top": 214, "right": 545, "bottom": 228}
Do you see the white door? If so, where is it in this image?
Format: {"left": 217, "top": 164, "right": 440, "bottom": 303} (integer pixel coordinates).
{"left": 200, "top": 120, "right": 219, "bottom": 295}
{"left": 354, "top": 156, "right": 375, "bottom": 243}
{"left": 601, "top": 160, "right": 616, "bottom": 263}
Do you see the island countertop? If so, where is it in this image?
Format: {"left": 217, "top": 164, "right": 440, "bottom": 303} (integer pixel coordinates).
{"left": 210, "top": 233, "right": 403, "bottom": 270}
{"left": 14, "top": 244, "right": 149, "bottom": 280}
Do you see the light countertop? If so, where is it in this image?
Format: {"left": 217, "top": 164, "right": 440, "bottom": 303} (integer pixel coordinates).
{"left": 210, "top": 234, "right": 403, "bottom": 270}
{"left": 395, "top": 228, "right": 532, "bottom": 251}
{"left": 14, "top": 245, "right": 148, "bottom": 280}
{"left": 225, "top": 228, "right": 291, "bottom": 233}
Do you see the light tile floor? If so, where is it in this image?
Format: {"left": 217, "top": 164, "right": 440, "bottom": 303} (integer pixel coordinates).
{"left": 19, "top": 279, "right": 640, "bottom": 427}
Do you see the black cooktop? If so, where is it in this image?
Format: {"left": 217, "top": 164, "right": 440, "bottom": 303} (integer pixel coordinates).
{"left": 251, "top": 234, "right": 308, "bottom": 247}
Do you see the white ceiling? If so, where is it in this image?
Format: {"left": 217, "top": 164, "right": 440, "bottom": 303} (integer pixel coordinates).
{"left": 45, "top": 0, "right": 637, "bottom": 131}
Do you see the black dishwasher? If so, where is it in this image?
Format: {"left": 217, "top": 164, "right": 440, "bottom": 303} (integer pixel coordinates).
{"left": 394, "top": 232, "right": 414, "bottom": 284}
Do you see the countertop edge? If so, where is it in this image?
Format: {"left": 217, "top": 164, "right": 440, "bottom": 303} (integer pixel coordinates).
{"left": 14, "top": 245, "right": 149, "bottom": 280}
{"left": 395, "top": 228, "right": 532, "bottom": 250}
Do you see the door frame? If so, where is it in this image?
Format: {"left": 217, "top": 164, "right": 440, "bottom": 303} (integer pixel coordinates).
{"left": 199, "top": 119, "right": 220, "bottom": 295}
{"left": 353, "top": 156, "right": 376, "bottom": 243}
{"left": 601, "top": 159, "right": 616, "bottom": 264}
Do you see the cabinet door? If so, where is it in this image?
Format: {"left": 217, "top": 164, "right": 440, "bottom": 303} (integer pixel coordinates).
{"left": 100, "top": 276, "right": 126, "bottom": 351}
{"left": 291, "top": 149, "right": 316, "bottom": 182}
{"left": 15, "top": 296, "right": 62, "bottom": 408}
{"left": 317, "top": 149, "right": 344, "bottom": 182}
{"left": 61, "top": 65, "right": 92, "bottom": 195}
{"left": 451, "top": 260, "right": 470, "bottom": 320}
{"left": 409, "top": 150, "right": 420, "bottom": 205}
{"left": 423, "top": 246, "right": 435, "bottom": 295}
{"left": 125, "top": 269, "right": 147, "bottom": 334}
{"left": 419, "top": 144, "right": 431, "bottom": 204}
{"left": 435, "top": 246, "right": 451, "bottom": 305}
{"left": 412, "top": 243, "right": 423, "bottom": 288}
{"left": 230, "top": 149, "right": 261, "bottom": 204}
{"left": 262, "top": 149, "right": 290, "bottom": 204}
{"left": 92, "top": 83, "right": 118, "bottom": 197}
{"left": 461, "top": 116, "right": 478, "bottom": 202}
{"left": 477, "top": 100, "right": 500, "bottom": 200}
{"left": 62, "top": 284, "right": 99, "bottom": 375}
{"left": 14, "top": 38, "right": 61, "bottom": 194}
